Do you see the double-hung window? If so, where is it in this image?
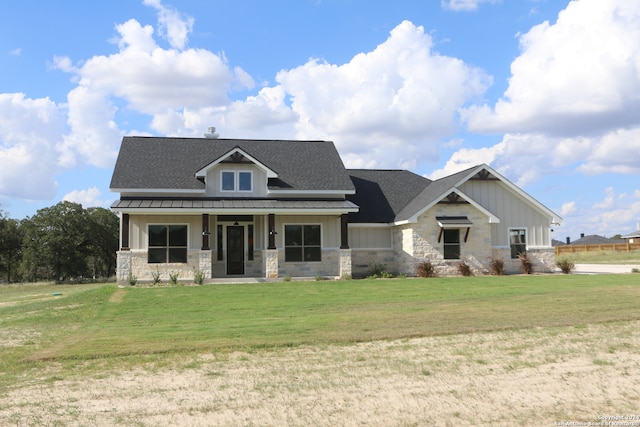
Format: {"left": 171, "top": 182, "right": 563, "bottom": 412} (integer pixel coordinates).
{"left": 510, "top": 228, "right": 527, "bottom": 258}
{"left": 284, "top": 225, "right": 321, "bottom": 262}
{"left": 443, "top": 229, "right": 460, "bottom": 260}
{"left": 148, "top": 225, "right": 188, "bottom": 263}
{"left": 221, "top": 171, "right": 252, "bottom": 192}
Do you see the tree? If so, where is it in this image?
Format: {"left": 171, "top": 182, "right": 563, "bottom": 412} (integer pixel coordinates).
{"left": 0, "top": 211, "right": 23, "bottom": 282}
{"left": 86, "top": 207, "right": 119, "bottom": 279}
{"left": 21, "top": 201, "right": 91, "bottom": 282}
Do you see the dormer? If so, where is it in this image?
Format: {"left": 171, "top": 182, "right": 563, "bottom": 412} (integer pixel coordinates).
{"left": 195, "top": 146, "right": 278, "bottom": 197}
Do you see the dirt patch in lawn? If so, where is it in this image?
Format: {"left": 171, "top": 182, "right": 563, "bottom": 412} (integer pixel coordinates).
{"left": 2, "top": 321, "right": 640, "bottom": 426}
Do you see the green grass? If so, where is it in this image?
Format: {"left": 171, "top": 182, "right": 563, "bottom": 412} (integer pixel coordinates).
{"left": 1, "top": 275, "right": 639, "bottom": 386}
{"left": 556, "top": 249, "right": 640, "bottom": 264}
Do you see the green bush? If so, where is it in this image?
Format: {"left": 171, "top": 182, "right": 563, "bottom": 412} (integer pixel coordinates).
{"left": 193, "top": 270, "right": 205, "bottom": 285}
{"left": 169, "top": 271, "right": 180, "bottom": 285}
{"left": 151, "top": 269, "right": 161, "bottom": 286}
{"left": 556, "top": 258, "right": 575, "bottom": 274}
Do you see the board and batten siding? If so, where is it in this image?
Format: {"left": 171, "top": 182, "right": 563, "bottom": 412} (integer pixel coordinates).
{"left": 459, "top": 180, "right": 552, "bottom": 247}
{"left": 205, "top": 163, "right": 268, "bottom": 197}
{"left": 348, "top": 225, "right": 393, "bottom": 249}
{"left": 273, "top": 215, "right": 341, "bottom": 248}
{"left": 128, "top": 214, "right": 202, "bottom": 250}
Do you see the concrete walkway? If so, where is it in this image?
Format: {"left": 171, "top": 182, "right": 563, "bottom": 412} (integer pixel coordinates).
{"left": 571, "top": 264, "right": 640, "bottom": 274}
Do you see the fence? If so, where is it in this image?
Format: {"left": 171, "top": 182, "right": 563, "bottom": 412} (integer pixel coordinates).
{"left": 555, "top": 243, "right": 640, "bottom": 255}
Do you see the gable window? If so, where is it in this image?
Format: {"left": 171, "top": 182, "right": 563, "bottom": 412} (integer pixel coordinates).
{"left": 148, "top": 225, "right": 188, "bottom": 263}
{"left": 285, "top": 224, "right": 321, "bottom": 262}
{"left": 221, "top": 171, "right": 253, "bottom": 192}
{"left": 443, "top": 229, "right": 460, "bottom": 260}
{"left": 510, "top": 228, "right": 527, "bottom": 258}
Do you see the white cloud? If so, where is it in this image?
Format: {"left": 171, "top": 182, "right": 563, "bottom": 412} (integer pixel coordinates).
{"left": 462, "top": 0, "right": 640, "bottom": 136}
{"left": 560, "top": 201, "right": 577, "bottom": 217}
{"left": 63, "top": 186, "right": 110, "bottom": 208}
{"left": 10, "top": 48, "right": 22, "bottom": 56}
{"left": 441, "top": 0, "right": 500, "bottom": 12}
{"left": 0, "top": 93, "right": 66, "bottom": 200}
{"left": 143, "top": 0, "right": 194, "bottom": 50}
{"left": 272, "top": 20, "right": 490, "bottom": 169}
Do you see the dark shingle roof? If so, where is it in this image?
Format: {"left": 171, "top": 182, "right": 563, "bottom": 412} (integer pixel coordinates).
{"left": 569, "top": 234, "right": 625, "bottom": 245}
{"left": 394, "top": 166, "right": 479, "bottom": 222}
{"left": 110, "top": 137, "right": 355, "bottom": 192}
{"left": 347, "top": 169, "right": 431, "bottom": 223}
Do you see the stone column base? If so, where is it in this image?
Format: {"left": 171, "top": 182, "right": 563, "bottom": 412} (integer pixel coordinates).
{"left": 116, "top": 250, "right": 132, "bottom": 286}
{"left": 339, "top": 248, "right": 352, "bottom": 278}
{"left": 264, "top": 249, "right": 279, "bottom": 278}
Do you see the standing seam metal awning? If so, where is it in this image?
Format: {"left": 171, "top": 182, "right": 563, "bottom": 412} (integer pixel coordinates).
{"left": 111, "top": 198, "right": 359, "bottom": 213}
{"left": 436, "top": 216, "right": 473, "bottom": 243}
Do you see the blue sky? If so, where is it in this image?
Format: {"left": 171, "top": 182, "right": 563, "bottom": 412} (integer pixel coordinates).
{"left": 1, "top": 0, "right": 639, "bottom": 240}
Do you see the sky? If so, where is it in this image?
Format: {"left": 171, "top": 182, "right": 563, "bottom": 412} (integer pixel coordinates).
{"left": 1, "top": 0, "right": 640, "bottom": 241}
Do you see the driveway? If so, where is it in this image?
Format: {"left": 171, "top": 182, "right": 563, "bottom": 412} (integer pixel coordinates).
{"left": 571, "top": 264, "right": 640, "bottom": 274}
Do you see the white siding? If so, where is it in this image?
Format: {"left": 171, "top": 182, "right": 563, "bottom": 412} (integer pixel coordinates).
{"left": 349, "top": 226, "right": 392, "bottom": 249}
{"left": 206, "top": 164, "right": 267, "bottom": 197}
{"left": 129, "top": 214, "right": 201, "bottom": 250}
{"left": 459, "top": 180, "right": 552, "bottom": 247}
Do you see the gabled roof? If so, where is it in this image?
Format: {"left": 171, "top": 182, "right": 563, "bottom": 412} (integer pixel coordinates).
{"left": 569, "top": 234, "right": 625, "bottom": 245}
{"left": 347, "top": 164, "right": 561, "bottom": 225}
{"left": 347, "top": 169, "right": 431, "bottom": 223}
{"left": 621, "top": 229, "right": 640, "bottom": 239}
{"left": 110, "top": 137, "right": 355, "bottom": 193}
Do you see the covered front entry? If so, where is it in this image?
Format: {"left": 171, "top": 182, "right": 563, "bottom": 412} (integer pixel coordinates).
{"left": 226, "top": 225, "right": 244, "bottom": 275}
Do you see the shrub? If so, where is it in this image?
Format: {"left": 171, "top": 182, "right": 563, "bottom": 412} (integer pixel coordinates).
{"left": 151, "top": 269, "right": 161, "bottom": 286}
{"left": 367, "top": 263, "right": 393, "bottom": 279}
{"left": 128, "top": 272, "right": 137, "bottom": 287}
{"left": 283, "top": 275, "right": 292, "bottom": 282}
{"left": 169, "top": 271, "right": 180, "bottom": 285}
{"left": 193, "top": 269, "right": 205, "bottom": 285}
{"left": 556, "top": 258, "right": 575, "bottom": 274}
{"left": 315, "top": 275, "right": 324, "bottom": 281}
{"left": 489, "top": 258, "right": 505, "bottom": 276}
{"left": 341, "top": 273, "right": 352, "bottom": 280}
{"left": 518, "top": 253, "right": 533, "bottom": 274}
{"left": 457, "top": 260, "right": 473, "bottom": 276}
{"left": 415, "top": 261, "right": 437, "bottom": 278}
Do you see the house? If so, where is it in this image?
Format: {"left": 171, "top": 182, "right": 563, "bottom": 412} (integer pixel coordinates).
{"left": 566, "top": 234, "right": 624, "bottom": 245}
{"left": 621, "top": 224, "right": 640, "bottom": 244}
{"left": 110, "top": 136, "right": 562, "bottom": 284}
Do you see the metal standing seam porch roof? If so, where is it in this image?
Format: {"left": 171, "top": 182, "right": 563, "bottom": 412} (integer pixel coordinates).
{"left": 111, "top": 198, "right": 359, "bottom": 213}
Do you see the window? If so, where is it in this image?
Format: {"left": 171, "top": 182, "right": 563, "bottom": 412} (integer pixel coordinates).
{"left": 148, "top": 225, "right": 188, "bottom": 263}
{"left": 220, "top": 171, "right": 252, "bottom": 192}
{"left": 285, "top": 224, "right": 321, "bottom": 262}
{"left": 510, "top": 228, "right": 527, "bottom": 258}
{"left": 443, "top": 229, "right": 460, "bottom": 260}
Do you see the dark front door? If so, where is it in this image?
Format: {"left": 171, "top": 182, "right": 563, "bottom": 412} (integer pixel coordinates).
{"left": 227, "top": 226, "right": 244, "bottom": 275}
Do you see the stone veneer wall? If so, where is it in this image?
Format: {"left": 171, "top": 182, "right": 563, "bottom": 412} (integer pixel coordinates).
{"left": 121, "top": 249, "right": 204, "bottom": 283}
{"left": 491, "top": 247, "right": 556, "bottom": 274}
{"left": 277, "top": 249, "right": 340, "bottom": 278}
{"left": 393, "top": 206, "right": 494, "bottom": 276}
{"left": 351, "top": 249, "right": 396, "bottom": 277}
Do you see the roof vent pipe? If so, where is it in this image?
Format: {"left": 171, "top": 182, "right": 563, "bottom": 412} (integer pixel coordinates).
{"left": 204, "top": 127, "right": 219, "bottom": 139}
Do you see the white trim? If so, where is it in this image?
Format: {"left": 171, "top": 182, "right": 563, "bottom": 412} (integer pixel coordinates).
{"left": 111, "top": 188, "right": 205, "bottom": 194}
{"left": 220, "top": 170, "right": 253, "bottom": 193}
{"left": 283, "top": 223, "right": 323, "bottom": 263}
{"left": 195, "top": 147, "right": 278, "bottom": 179}
{"left": 398, "top": 188, "right": 500, "bottom": 225}
{"left": 267, "top": 189, "right": 356, "bottom": 195}
{"left": 456, "top": 164, "right": 562, "bottom": 224}
{"left": 113, "top": 207, "right": 358, "bottom": 215}
{"left": 508, "top": 226, "right": 528, "bottom": 259}
{"left": 348, "top": 223, "right": 392, "bottom": 228}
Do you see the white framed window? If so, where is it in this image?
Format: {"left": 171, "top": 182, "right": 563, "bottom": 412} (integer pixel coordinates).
{"left": 509, "top": 228, "right": 527, "bottom": 259}
{"left": 284, "top": 224, "right": 321, "bottom": 262}
{"left": 148, "top": 224, "right": 188, "bottom": 263}
{"left": 220, "top": 170, "right": 253, "bottom": 192}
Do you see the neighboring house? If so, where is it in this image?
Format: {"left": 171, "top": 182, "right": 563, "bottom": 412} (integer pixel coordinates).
{"left": 567, "top": 234, "right": 624, "bottom": 245}
{"left": 110, "top": 136, "right": 562, "bottom": 284}
{"left": 621, "top": 223, "right": 640, "bottom": 244}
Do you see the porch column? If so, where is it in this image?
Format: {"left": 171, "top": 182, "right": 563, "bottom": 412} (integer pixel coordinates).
{"left": 121, "top": 213, "right": 130, "bottom": 250}
{"left": 268, "top": 213, "right": 276, "bottom": 249}
{"left": 201, "top": 213, "right": 210, "bottom": 250}
{"left": 340, "top": 214, "right": 349, "bottom": 249}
